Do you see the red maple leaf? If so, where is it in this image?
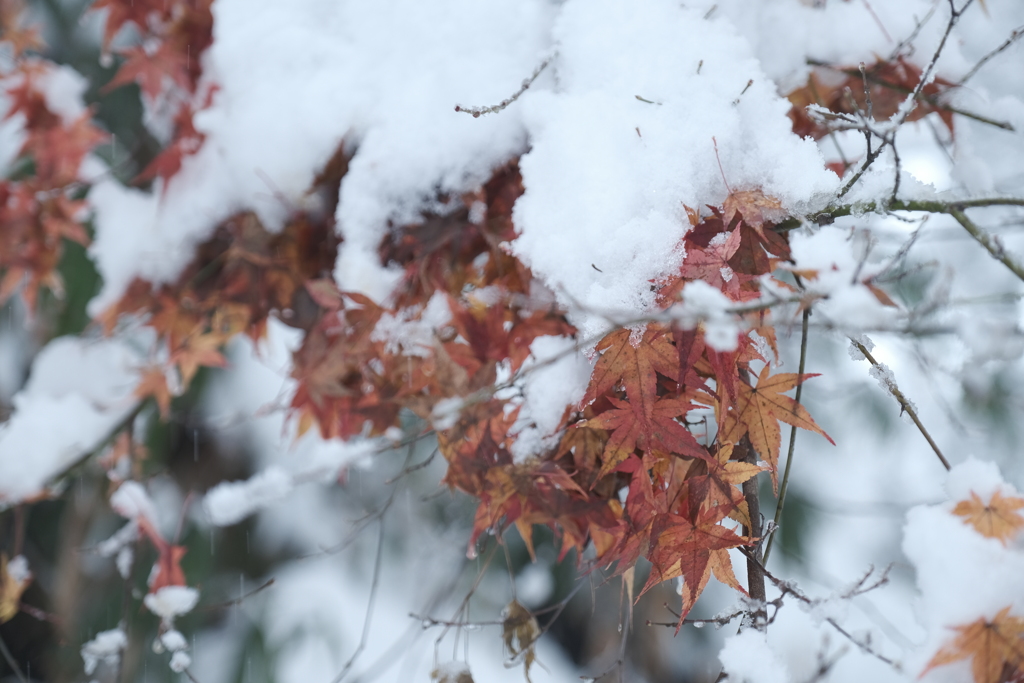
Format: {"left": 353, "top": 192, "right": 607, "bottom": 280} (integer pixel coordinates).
{"left": 640, "top": 508, "right": 751, "bottom": 624}
{"left": 586, "top": 396, "right": 708, "bottom": 478}
{"left": 104, "top": 43, "right": 191, "bottom": 99}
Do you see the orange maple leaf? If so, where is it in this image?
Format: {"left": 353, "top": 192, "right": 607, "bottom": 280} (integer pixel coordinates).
{"left": 134, "top": 366, "right": 174, "bottom": 419}
{"left": 722, "top": 364, "right": 834, "bottom": 490}
{"left": 172, "top": 332, "right": 228, "bottom": 388}
{"left": 922, "top": 607, "right": 1024, "bottom": 683}
{"left": 952, "top": 491, "right": 1024, "bottom": 545}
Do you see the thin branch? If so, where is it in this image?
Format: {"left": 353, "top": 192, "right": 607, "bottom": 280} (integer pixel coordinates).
{"left": 958, "top": 25, "right": 1024, "bottom": 85}
{"left": 849, "top": 340, "right": 951, "bottom": 471}
{"left": 199, "top": 578, "right": 276, "bottom": 612}
{"left": 330, "top": 518, "right": 386, "bottom": 683}
{"left": 773, "top": 196, "right": 1024, "bottom": 232}
{"left": 837, "top": 144, "right": 885, "bottom": 199}
{"left": 455, "top": 56, "right": 552, "bottom": 118}
{"left": 889, "top": 3, "right": 939, "bottom": 60}
{"left": 892, "top": 0, "right": 975, "bottom": 130}
{"left": 763, "top": 306, "right": 810, "bottom": 565}
{"left": 0, "top": 633, "right": 28, "bottom": 683}
{"left": 948, "top": 207, "right": 1024, "bottom": 283}
{"left": 742, "top": 550, "right": 901, "bottom": 670}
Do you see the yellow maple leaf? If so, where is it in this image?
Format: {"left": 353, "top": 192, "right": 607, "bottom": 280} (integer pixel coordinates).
{"left": 952, "top": 490, "right": 1024, "bottom": 545}
{"left": 0, "top": 554, "right": 31, "bottom": 624}
{"left": 922, "top": 606, "right": 1024, "bottom": 683}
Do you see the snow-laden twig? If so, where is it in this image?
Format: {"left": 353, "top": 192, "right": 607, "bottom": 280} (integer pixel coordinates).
{"left": 848, "top": 339, "right": 951, "bottom": 471}
{"left": 455, "top": 56, "right": 552, "bottom": 118}
{"left": 741, "top": 551, "right": 902, "bottom": 671}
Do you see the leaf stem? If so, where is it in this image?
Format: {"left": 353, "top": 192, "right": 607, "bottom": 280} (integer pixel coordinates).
{"left": 763, "top": 307, "right": 810, "bottom": 565}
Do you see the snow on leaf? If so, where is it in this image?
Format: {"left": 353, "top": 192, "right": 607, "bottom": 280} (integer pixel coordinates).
{"left": 952, "top": 491, "right": 1024, "bottom": 546}
{"left": 81, "top": 628, "right": 127, "bottom": 676}
{"left": 922, "top": 606, "right": 1024, "bottom": 683}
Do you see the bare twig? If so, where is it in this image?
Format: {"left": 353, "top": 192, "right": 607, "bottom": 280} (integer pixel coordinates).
{"left": 958, "top": 25, "right": 1024, "bottom": 85}
{"left": 455, "top": 56, "right": 552, "bottom": 118}
{"left": 892, "top": 0, "right": 975, "bottom": 130}
{"left": 330, "top": 518, "right": 386, "bottom": 683}
{"left": 742, "top": 551, "right": 901, "bottom": 670}
{"left": 849, "top": 339, "right": 951, "bottom": 471}
{"left": 948, "top": 207, "right": 1024, "bottom": 283}
{"left": 199, "top": 578, "right": 275, "bottom": 612}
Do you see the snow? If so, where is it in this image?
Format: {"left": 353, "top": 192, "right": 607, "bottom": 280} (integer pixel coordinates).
{"left": 156, "top": 629, "right": 187, "bottom": 653}
{"left": 6, "top": 554, "right": 30, "bottom": 584}
{"left": 110, "top": 480, "right": 159, "bottom": 523}
{"left": 87, "top": 0, "right": 555, "bottom": 311}
{"left": 80, "top": 628, "right": 127, "bottom": 676}
{"left": 144, "top": 585, "right": 200, "bottom": 622}
{"left": 671, "top": 281, "right": 742, "bottom": 352}
{"left": 97, "top": 521, "right": 139, "bottom": 577}
{"left": 510, "top": 335, "right": 592, "bottom": 463}
{"left": 719, "top": 629, "right": 791, "bottom": 683}
{"left": 33, "top": 63, "right": 90, "bottom": 125}
{"left": 169, "top": 650, "right": 192, "bottom": 673}
{"left": 204, "top": 466, "right": 294, "bottom": 526}
{"left": 371, "top": 292, "right": 452, "bottom": 357}
{"left": 511, "top": 0, "right": 836, "bottom": 340}
{"left": 0, "top": 337, "right": 140, "bottom": 504}
{"left": 431, "top": 396, "right": 466, "bottom": 432}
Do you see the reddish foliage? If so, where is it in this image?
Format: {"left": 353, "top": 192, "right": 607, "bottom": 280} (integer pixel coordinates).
{"left": 0, "top": 54, "right": 107, "bottom": 307}
{"left": 94, "top": 0, "right": 216, "bottom": 185}
{"left": 787, "top": 57, "right": 956, "bottom": 141}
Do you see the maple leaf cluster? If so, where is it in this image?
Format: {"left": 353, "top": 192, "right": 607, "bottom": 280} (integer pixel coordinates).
{"left": 100, "top": 197, "right": 339, "bottom": 416}
{"left": 0, "top": 7, "right": 107, "bottom": 308}
{"left": 97, "top": 136, "right": 837, "bottom": 623}
{"left": 94, "top": 0, "right": 215, "bottom": 183}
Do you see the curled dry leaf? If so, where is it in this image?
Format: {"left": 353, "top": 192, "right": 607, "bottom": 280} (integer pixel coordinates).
{"left": 502, "top": 599, "right": 541, "bottom": 682}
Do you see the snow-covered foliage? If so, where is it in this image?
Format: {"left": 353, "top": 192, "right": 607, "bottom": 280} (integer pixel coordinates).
{"left": 2, "top": 0, "right": 1024, "bottom": 681}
